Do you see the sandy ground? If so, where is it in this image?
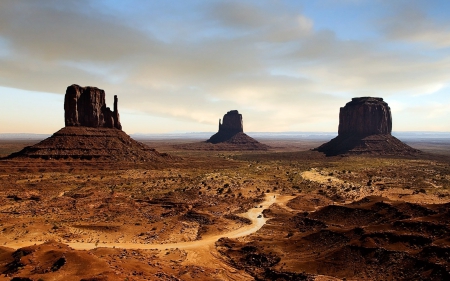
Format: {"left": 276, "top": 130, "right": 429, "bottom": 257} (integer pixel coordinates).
{"left": 0, "top": 138, "right": 449, "bottom": 280}
{"left": 4, "top": 193, "right": 293, "bottom": 251}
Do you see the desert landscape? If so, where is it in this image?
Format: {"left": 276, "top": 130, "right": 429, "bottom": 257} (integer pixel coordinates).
{"left": 0, "top": 135, "right": 449, "bottom": 281}
{"left": 1, "top": 2, "right": 449, "bottom": 280}
{"left": 0, "top": 88, "right": 449, "bottom": 281}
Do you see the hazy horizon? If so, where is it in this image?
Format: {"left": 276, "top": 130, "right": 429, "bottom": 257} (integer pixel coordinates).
{"left": 1, "top": 131, "right": 449, "bottom": 141}
{"left": 1, "top": 1, "right": 449, "bottom": 134}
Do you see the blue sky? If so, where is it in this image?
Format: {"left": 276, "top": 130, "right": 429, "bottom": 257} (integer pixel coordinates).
{"left": 0, "top": 0, "right": 449, "bottom": 133}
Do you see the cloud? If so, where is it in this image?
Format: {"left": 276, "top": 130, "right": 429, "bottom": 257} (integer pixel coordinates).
{"left": 380, "top": 5, "right": 450, "bottom": 48}
{"left": 210, "top": 1, "right": 313, "bottom": 42}
{"left": 0, "top": 0, "right": 449, "bottom": 133}
{"left": 266, "top": 29, "right": 450, "bottom": 102}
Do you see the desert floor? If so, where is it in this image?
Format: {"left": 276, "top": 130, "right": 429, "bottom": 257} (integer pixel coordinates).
{"left": 0, "top": 138, "right": 449, "bottom": 280}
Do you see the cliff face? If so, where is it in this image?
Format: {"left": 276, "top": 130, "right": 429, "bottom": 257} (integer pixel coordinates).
{"left": 219, "top": 110, "right": 243, "bottom": 135}
{"left": 338, "top": 97, "right": 392, "bottom": 136}
{"left": 315, "top": 97, "right": 418, "bottom": 156}
{"left": 5, "top": 84, "right": 173, "bottom": 162}
{"left": 207, "top": 110, "right": 245, "bottom": 144}
{"left": 64, "top": 84, "right": 121, "bottom": 130}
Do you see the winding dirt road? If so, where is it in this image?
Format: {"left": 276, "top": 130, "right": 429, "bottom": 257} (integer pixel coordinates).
{"left": 6, "top": 193, "right": 295, "bottom": 251}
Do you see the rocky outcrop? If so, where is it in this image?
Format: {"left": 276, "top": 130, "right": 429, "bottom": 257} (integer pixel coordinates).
{"left": 176, "top": 110, "right": 269, "bottom": 150}
{"left": 207, "top": 110, "right": 245, "bottom": 144}
{"left": 5, "top": 84, "right": 172, "bottom": 163}
{"left": 316, "top": 97, "right": 419, "bottom": 156}
{"left": 219, "top": 110, "right": 244, "bottom": 135}
{"left": 206, "top": 110, "right": 244, "bottom": 144}
{"left": 64, "top": 84, "right": 121, "bottom": 130}
{"left": 339, "top": 97, "right": 392, "bottom": 136}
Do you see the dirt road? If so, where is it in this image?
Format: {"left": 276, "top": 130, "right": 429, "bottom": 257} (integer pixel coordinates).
{"left": 6, "top": 193, "right": 295, "bottom": 251}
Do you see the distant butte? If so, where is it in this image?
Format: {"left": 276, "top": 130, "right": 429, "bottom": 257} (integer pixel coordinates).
{"left": 205, "top": 110, "right": 269, "bottom": 150}
{"left": 5, "top": 85, "right": 171, "bottom": 163}
{"left": 207, "top": 110, "right": 244, "bottom": 144}
{"left": 176, "top": 110, "right": 269, "bottom": 151}
{"left": 315, "top": 97, "right": 419, "bottom": 156}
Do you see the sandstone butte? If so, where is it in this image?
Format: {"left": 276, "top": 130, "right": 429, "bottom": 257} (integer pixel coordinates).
{"left": 315, "top": 97, "right": 419, "bottom": 156}
{"left": 205, "top": 110, "right": 269, "bottom": 150}
{"left": 64, "top": 84, "right": 122, "bottom": 130}
{"left": 5, "top": 85, "right": 171, "bottom": 163}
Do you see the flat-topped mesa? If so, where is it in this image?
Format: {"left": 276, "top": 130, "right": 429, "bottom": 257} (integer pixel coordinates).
{"left": 219, "top": 110, "right": 244, "bottom": 135}
{"left": 64, "top": 84, "right": 122, "bottom": 130}
{"left": 338, "top": 97, "right": 392, "bottom": 136}
{"left": 315, "top": 97, "right": 419, "bottom": 156}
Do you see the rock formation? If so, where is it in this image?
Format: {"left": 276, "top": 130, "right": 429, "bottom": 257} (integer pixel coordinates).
{"left": 338, "top": 97, "right": 391, "bottom": 136}
{"left": 315, "top": 97, "right": 419, "bottom": 156}
{"left": 219, "top": 110, "right": 244, "bottom": 135}
{"left": 207, "top": 110, "right": 244, "bottom": 144}
{"left": 176, "top": 110, "right": 269, "bottom": 150}
{"left": 64, "top": 84, "right": 121, "bottom": 130}
{"left": 5, "top": 85, "right": 171, "bottom": 163}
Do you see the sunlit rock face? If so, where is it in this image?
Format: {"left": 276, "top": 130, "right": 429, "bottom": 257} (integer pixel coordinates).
{"left": 64, "top": 84, "right": 121, "bottom": 130}
{"left": 338, "top": 97, "right": 392, "bottom": 136}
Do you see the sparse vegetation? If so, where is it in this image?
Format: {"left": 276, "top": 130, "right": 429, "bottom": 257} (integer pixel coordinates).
{"left": 0, "top": 138, "right": 448, "bottom": 280}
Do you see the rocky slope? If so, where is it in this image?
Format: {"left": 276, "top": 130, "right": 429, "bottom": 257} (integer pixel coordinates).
{"left": 5, "top": 126, "right": 171, "bottom": 162}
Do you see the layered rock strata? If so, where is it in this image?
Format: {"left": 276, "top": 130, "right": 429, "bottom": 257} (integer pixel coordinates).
{"left": 6, "top": 127, "right": 169, "bottom": 162}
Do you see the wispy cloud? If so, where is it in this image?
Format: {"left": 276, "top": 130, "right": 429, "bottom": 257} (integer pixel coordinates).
{"left": 380, "top": 6, "right": 450, "bottom": 48}
{"left": 0, "top": 0, "right": 449, "bottom": 133}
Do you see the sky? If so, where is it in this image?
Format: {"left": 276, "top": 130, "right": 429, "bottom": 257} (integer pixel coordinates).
{"left": 0, "top": 0, "right": 449, "bottom": 134}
